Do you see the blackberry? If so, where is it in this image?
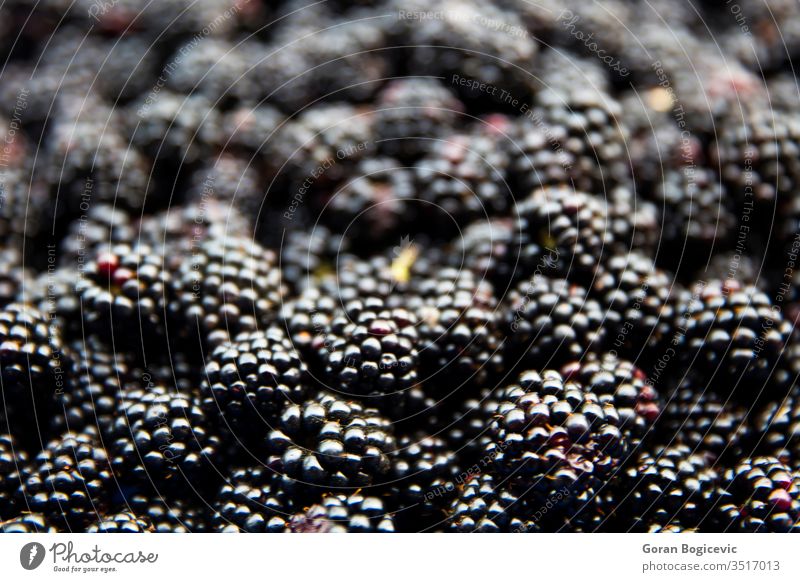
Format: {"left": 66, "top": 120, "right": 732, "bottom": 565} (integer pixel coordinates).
{"left": 755, "top": 384, "right": 800, "bottom": 463}
{"left": 289, "top": 492, "right": 395, "bottom": 533}
{"left": 388, "top": 435, "right": 459, "bottom": 530}
{"left": 0, "top": 166, "right": 49, "bottom": 247}
{"left": 53, "top": 337, "right": 134, "bottom": 436}
{"left": 109, "top": 381, "right": 222, "bottom": 488}
{"left": 448, "top": 218, "right": 517, "bottom": 290}
{"left": 711, "top": 105, "right": 800, "bottom": 206}
{"left": 655, "top": 166, "right": 735, "bottom": 259}
{"left": 279, "top": 225, "right": 344, "bottom": 294}
{"left": 446, "top": 474, "right": 531, "bottom": 533}
{"left": 266, "top": 392, "right": 396, "bottom": 489}
{"left": 75, "top": 241, "right": 170, "bottom": 344}
{"left": 289, "top": 18, "right": 390, "bottom": 105}
{"left": 612, "top": 444, "right": 720, "bottom": 533}
{"left": 218, "top": 103, "right": 284, "bottom": 158}
{"left": 485, "top": 370, "right": 629, "bottom": 526}
{"left": 185, "top": 154, "right": 264, "bottom": 224}
{"left": 375, "top": 79, "right": 464, "bottom": 161}
{"left": 415, "top": 268, "right": 503, "bottom": 392}
{"left": 126, "top": 91, "right": 220, "bottom": 166}
{"left": 86, "top": 511, "right": 152, "bottom": 533}
{"left": 325, "top": 157, "right": 415, "bottom": 244}
{"left": 128, "top": 493, "right": 210, "bottom": 533}
{"left": 0, "top": 248, "right": 28, "bottom": 309}
{"left": 167, "top": 38, "right": 256, "bottom": 106}
{"left": 561, "top": 353, "right": 661, "bottom": 445}
{"left": 44, "top": 93, "right": 151, "bottom": 213}
{"left": 678, "top": 279, "right": 791, "bottom": 387}
{"left": 402, "top": 0, "right": 537, "bottom": 106}
{"left": 503, "top": 277, "right": 608, "bottom": 367}
{"left": 322, "top": 296, "right": 420, "bottom": 404}
{"left": 201, "top": 326, "right": 309, "bottom": 432}
{"left": 0, "top": 433, "right": 28, "bottom": 520}
{"left": 0, "top": 513, "right": 57, "bottom": 533}
{"left": 513, "top": 186, "right": 614, "bottom": 284}
{"left": 531, "top": 84, "right": 630, "bottom": 192}
{"left": 507, "top": 119, "right": 576, "bottom": 194}
{"left": 591, "top": 252, "right": 681, "bottom": 361}
{"left": 169, "top": 232, "right": 284, "bottom": 347}
{"left": 0, "top": 303, "right": 68, "bottom": 444}
{"left": 414, "top": 129, "right": 511, "bottom": 229}
{"left": 278, "top": 286, "right": 338, "bottom": 362}
{"left": 715, "top": 457, "right": 800, "bottom": 532}
{"left": 659, "top": 381, "right": 753, "bottom": 462}
{"left": 272, "top": 103, "right": 375, "bottom": 194}
{"left": 20, "top": 268, "right": 81, "bottom": 341}
{"left": 59, "top": 205, "right": 136, "bottom": 267}
{"left": 20, "top": 428, "right": 114, "bottom": 530}
{"left": 211, "top": 465, "right": 294, "bottom": 533}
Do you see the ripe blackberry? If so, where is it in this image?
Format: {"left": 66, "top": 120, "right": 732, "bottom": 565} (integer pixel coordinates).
{"left": 109, "top": 381, "right": 222, "bottom": 488}
{"left": 655, "top": 166, "right": 735, "bottom": 259}
{"left": 513, "top": 186, "right": 614, "bottom": 284}
{"left": 321, "top": 296, "right": 419, "bottom": 401}
{"left": 289, "top": 492, "right": 395, "bottom": 533}
{"left": 485, "top": 370, "right": 629, "bottom": 523}
{"left": 167, "top": 38, "right": 256, "bottom": 106}
{"left": 507, "top": 118, "right": 577, "bottom": 194}
{"left": 0, "top": 513, "right": 57, "bottom": 533}
{"left": 612, "top": 444, "right": 720, "bottom": 533}
{"left": 185, "top": 154, "right": 263, "bottom": 223}
{"left": 201, "top": 326, "right": 309, "bottom": 432}
{"left": 711, "top": 105, "right": 800, "bottom": 206}
{"left": 211, "top": 465, "right": 294, "bottom": 533}
{"left": 0, "top": 166, "right": 49, "bottom": 247}
{"left": 128, "top": 493, "right": 210, "bottom": 533}
{"left": 414, "top": 130, "right": 511, "bottom": 229}
{"left": 561, "top": 353, "right": 661, "bottom": 445}
{"left": 532, "top": 85, "right": 630, "bottom": 192}
{"left": 266, "top": 392, "right": 396, "bottom": 489}
{"left": 0, "top": 303, "right": 68, "bottom": 444}
{"left": 20, "top": 428, "right": 114, "bottom": 530}
{"left": 0, "top": 248, "right": 28, "bottom": 309}
{"left": 219, "top": 103, "right": 285, "bottom": 158}
{"left": 715, "top": 457, "right": 800, "bottom": 532}
{"left": 403, "top": 0, "right": 536, "bottom": 107}
{"left": 86, "top": 511, "right": 152, "bottom": 533}
{"left": 59, "top": 205, "right": 136, "bottom": 267}
{"left": 415, "top": 268, "right": 503, "bottom": 392}
{"left": 448, "top": 218, "right": 517, "bottom": 290}
{"left": 678, "top": 279, "right": 791, "bottom": 387}
{"left": 591, "top": 252, "right": 681, "bottom": 361}
{"left": 0, "top": 434, "right": 28, "bottom": 520}
{"left": 290, "top": 18, "right": 391, "bottom": 105}
{"left": 44, "top": 93, "right": 151, "bottom": 212}
{"left": 279, "top": 225, "right": 343, "bottom": 294}
{"left": 75, "top": 241, "right": 170, "bottom": 345}
{"left": 388, "top": 435, "right": 459, "bottom": 530}
{"left": 169, "top": 232, "right": 284, "bottom": 347}
{"left": 447, "top": 473, "right": 537, "bottom": 533}
{"left": 278, "top": 286, "right": 338, "bottom": 363}
{"left": 325, "top": 157, "right": 415, "bottom": 243}
{"left": 126, "top": 91, "right": 220, "bottom": 166}
{"left": 375, "top": 79, "right": 464, "bottom": 161}
{"left": 659, "top": 382, "right": 753, "bottom": 462}
{"left": 272, "top": 103, "right": 375, "bottom": 194}
{"left": 755, "top": 384, "right": 800, "bottom": 463}
{"left": 53, "top": 337, "right": 133, "bottom": 436}
{"left": 503, "top": 277, "right": 608, "bottom": 367}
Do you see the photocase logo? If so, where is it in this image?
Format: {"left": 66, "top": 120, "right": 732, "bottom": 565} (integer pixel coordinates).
{"left": 20, "top": 542, "right": 46, "bottom": 570}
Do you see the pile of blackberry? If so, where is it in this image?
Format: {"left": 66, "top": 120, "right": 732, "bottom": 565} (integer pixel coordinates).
{"left": 2, "top": 0, "right": 800, "bottom": 534}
